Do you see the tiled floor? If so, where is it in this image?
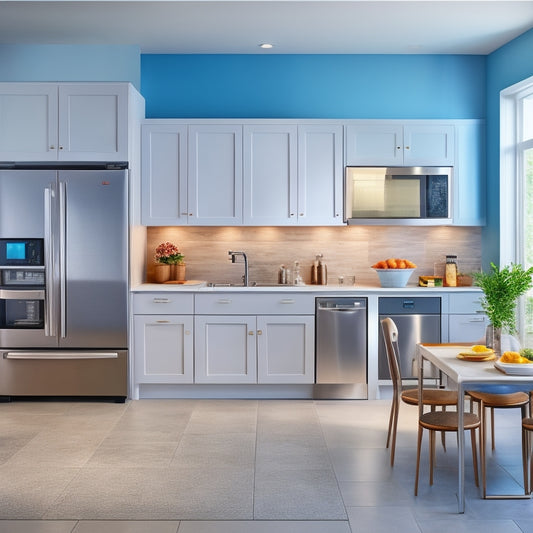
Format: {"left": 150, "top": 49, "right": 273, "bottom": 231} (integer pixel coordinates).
{"left": 0, "top": 398, "right": 532, "bottom": 532}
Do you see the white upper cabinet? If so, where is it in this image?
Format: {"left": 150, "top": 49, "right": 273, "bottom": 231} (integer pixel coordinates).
{"left": 141, "top": 124, "right": 188, "bottom": 225}
{"left": 188, "top": 124, "right": 243, "bottom": 225}
{"left": 0, "top": 83, "right": 130, "bottom": 161}
{"left": 297, "top": 124, "right": 344, "bottom": 225}
{"left": 141, "top": 122, "right": 242, "bottom": 226}
{"left": 345, "top": 121, "right": 455, "bottom": 166}
{"left": 243, "top": 124, "right": 298, "bottom": 225}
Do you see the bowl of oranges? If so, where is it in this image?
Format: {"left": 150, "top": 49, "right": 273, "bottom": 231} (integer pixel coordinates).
{"left": 371, "top": 258, "right": 417, "bottom": 288}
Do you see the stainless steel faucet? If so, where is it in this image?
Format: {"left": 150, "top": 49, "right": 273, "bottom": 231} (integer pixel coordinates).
{"left": 228, "top": 251, "right": 248, "bottom": 286}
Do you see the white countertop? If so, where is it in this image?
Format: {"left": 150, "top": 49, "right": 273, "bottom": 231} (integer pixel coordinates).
{"left": 132, "top": 282, "right": 482, "bottom": 294}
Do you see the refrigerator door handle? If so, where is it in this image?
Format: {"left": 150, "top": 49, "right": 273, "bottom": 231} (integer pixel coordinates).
{"left": 59, "top": 181, "right": 67, "bottom": 339}
{"left": 44, "top": 186, "right": 56, "bottom": 337}
{"left": 4, "top": 351, "right": 119, "bottom": 360}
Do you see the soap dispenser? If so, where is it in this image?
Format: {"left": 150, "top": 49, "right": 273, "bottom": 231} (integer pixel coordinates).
{"left": 317, "top": 254, "right": 327, "bottom": 285}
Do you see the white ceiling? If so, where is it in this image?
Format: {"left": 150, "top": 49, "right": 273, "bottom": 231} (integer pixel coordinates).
{"left": 1, "top": 0, "right": 533, "bottom": 55}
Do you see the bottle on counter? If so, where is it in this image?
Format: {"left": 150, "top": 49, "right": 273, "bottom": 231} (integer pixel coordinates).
{"left": 278, "top": 265, "right": 287, "bottom": 285}
{"left": 293, "top": 260, "right": 304, "bottom": 286}
{"left": 445, "top": 255, "right": 458, "bottom": 287}
{"left": 317, "top": 254, "right": 327, "bottom": 285}
{"left": 310, "top": 255, "right": 319, "bottom": 285}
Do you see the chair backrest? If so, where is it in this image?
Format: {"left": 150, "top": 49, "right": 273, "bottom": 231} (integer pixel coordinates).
{"left": 380, "top": 317, "right": 402, "bottom": 394}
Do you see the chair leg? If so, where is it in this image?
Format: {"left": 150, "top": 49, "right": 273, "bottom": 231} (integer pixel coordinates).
{"left": 386, "top": 395, "right": 396, "bottom": 448}
{"left": 415, "top": 424, "right": 423, "bottom": 496}
{"left": 480, "top": 402, "right": 487, "bottom": 498}
{"left": 441, "top": 405, "right": 447, "bottom": 451}
{"left": 490, "top": 407, "right": 495, "bottom": 451}
{"left": 522, "top": 424, "right": 529, "bottom": 495}
{"left": 471, "top": 426, "right": 480, "bottom": 488}
{"left": 429, "top": 429, "right": 436, "bottom": 486}
{"left": 387, "top": 396, "right": 399, "bottom": 467}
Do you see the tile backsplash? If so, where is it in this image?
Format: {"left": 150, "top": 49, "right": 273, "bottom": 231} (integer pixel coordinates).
{"left": 146, "top": 226, "right": 481, "bottom": 286}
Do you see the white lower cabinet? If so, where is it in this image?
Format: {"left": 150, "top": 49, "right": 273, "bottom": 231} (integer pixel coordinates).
{"left": 132, "top": 293, "right": 194, "bottom": 384}
{"left": 134, "top": 315, "right": 194, "bottom": 383}
{"left": 194, "top": 314, "right": 314, "bottom": 384}
{"left": 446, "top": 292, "right": 488, "bottom": 343}
{"left": 257, "top": 315, "right": 315, "bottom": 384}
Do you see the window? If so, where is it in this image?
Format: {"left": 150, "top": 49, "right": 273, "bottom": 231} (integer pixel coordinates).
{"left": 501, "top": 77, "right": 533, "bottom": 346}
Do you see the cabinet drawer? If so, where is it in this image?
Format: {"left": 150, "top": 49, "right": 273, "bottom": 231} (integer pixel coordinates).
{"left": 448, "top": 292, "right": 484, "bottom": 314}
{"left": 133, "top": 292, "right": 194, "bottom": 314}
{"left": 195, "top": 293, "right": 315, "bottom": 315}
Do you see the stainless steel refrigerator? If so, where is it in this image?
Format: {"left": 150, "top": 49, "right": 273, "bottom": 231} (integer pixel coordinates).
{"left": 0, "top": 165, "right": 128, "bottom": 400}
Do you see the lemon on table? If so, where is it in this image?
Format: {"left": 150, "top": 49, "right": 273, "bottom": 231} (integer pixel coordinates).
{"left": 471, "top": 345, "right": 492, "bottom": 353}
{"left": 500, "top": 351, "right": 531, "bottom": 364}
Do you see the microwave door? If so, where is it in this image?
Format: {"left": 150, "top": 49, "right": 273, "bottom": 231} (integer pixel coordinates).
{"left": 388, "top": 175, "right": 423, "bottom": 218}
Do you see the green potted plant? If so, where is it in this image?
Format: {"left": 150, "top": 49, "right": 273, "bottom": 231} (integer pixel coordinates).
{"left": 473, "top": 262, "right": 533, "bottom": 353}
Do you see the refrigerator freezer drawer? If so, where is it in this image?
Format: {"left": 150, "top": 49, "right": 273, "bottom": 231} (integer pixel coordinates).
{"left": 0, "top": 349, "right": 127, "bottom": 399}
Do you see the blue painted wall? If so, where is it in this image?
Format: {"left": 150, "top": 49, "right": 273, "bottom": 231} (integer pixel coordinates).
{"left": 484, "top": 28, "right": 533, "bottom": 267}
{"left": 141, "top": 54, "right": 486, "bottom": 119}
{"left": 0, "top": 45, "right": 141, "bottom": 89}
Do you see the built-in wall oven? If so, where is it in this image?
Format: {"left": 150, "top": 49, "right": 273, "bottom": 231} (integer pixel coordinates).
{"left": 0, "top": 239, "right": 47, "bottom": 345}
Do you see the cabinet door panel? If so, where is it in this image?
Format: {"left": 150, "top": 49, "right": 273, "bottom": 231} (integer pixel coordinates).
{"left": 58, "top": 84, "right": 128, "bottom": 161}
{"left": 345, "top": 124, "right": 402, "bottom": 166}
{"left": 244, "top": 125, "right": 297, "bottom": 225}
{"left": 0, "top": 83, "right": 58, "bottom": 161}
{"left": 188, "top": 125, "right": 242, "bottom": 225}
{"left": 141, "top": 125, "right": 188, "bottom": 225}
{"left": 134, "top": 315, "right": 193, "bottom": 383}
{"left": 298, "top": 125, "right": 343, "bottom": 225}
{"left": 257, "top": 316, "right": 314, "bottom": 384}
{"left": 448, "top": 314, "right": 488, "bottom": 343}
{"left": 195, "top": 316, "right": 256, "bottom": 383}
{"left": 403, "top": 124, "right": 455, "bottom": 166}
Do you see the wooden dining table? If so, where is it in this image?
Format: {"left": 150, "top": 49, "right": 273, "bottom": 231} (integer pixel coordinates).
{"left": 416, "top": 343, "right": 533, "bottom": 513}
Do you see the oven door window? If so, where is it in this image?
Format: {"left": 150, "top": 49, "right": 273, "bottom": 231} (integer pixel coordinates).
{"left": 0, "top": 296, "right": 44, "bottom": 329}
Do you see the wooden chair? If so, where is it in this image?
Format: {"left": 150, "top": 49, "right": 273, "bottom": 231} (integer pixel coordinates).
{"left": 380, "top": 317, "right": 458, "bottom": 467}
{"left": 468, "top": 390, "right": 530, "bottom": 497}
{"left": 415, "top": 410, "right": 480, "bottom": 495}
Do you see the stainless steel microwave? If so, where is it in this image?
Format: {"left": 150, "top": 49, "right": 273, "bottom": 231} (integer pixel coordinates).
{"left": 344, "top": 166, "right": 453, "bottom": 225}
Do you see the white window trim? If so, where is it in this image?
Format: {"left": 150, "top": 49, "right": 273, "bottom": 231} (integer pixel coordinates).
{"left": 500, "top": 75, "right": 533, "bottom": 342}
{"left": 500, "top": 75, "right": 533, "bottom": 266}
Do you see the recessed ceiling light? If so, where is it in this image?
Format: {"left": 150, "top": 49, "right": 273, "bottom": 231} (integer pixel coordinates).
{"left": 259, "top": 43, "right": 273, "bottom": 49}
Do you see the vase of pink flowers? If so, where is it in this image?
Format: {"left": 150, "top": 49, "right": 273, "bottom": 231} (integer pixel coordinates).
{"left": 154, "top": 241, "right": 185, "bottom": 282}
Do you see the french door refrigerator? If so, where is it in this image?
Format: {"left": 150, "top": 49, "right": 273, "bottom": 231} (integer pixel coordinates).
{"left": 0, "top": 166, "right": 128, "bottom": 401}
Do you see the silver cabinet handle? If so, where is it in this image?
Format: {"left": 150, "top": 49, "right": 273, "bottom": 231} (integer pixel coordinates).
{"left": 156, "top": 320, "right": 170, "bottom": 323}
{"left": 217, "top": 299, "right": 232, "bottom": 304}
{"left": 468, "top": 317, "right": 486, "bottom": 322}
{"left": 257, "top": 330, "right": 263, "bottom": 335}
{"left": 280, "top": 299, "right": 295, "bottom": 304}
{"left": 153, "top": 298, "right": 170, "bottom": 303}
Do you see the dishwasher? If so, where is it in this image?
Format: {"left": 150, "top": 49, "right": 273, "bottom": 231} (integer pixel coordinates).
{"left": 314, "top": 297, "right": 367, "bottom": 399}
{"left": 378, "top": 297, "right": 441, "bottom": 381}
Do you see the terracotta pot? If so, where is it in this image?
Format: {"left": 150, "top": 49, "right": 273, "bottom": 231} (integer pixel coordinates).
{"left": 153, "top": 264, "right": 170, "bottom": 283}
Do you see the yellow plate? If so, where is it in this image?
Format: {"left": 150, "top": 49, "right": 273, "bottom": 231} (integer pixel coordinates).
{"left": 457, "top": 352, "right": 496, "bottom": 362}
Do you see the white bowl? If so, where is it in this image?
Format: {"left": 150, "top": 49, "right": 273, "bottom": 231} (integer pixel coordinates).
{"left": 373, "top": 268, "right": 416, "bottom": 288}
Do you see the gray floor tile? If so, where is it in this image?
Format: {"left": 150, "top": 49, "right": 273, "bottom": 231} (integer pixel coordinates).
{"left": 417, "top": 519, "right": 523, "bottom": 533}
{"left": 73, "top": 521, "right": 179, "bottom": 533}
{"left": 177, "top": 521, "right": 351, "bottom": 533}
{"left": 254, "top": 468, "right": 347, "bottom": 520}
{"left": 0, "top": 466, "right": 80, "bottom": 519}
{"left": 0, "top": 521, "right": 77, "bottom": 533}
{"left": 346, "top": 506, "right": 420, "bottom": 533}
